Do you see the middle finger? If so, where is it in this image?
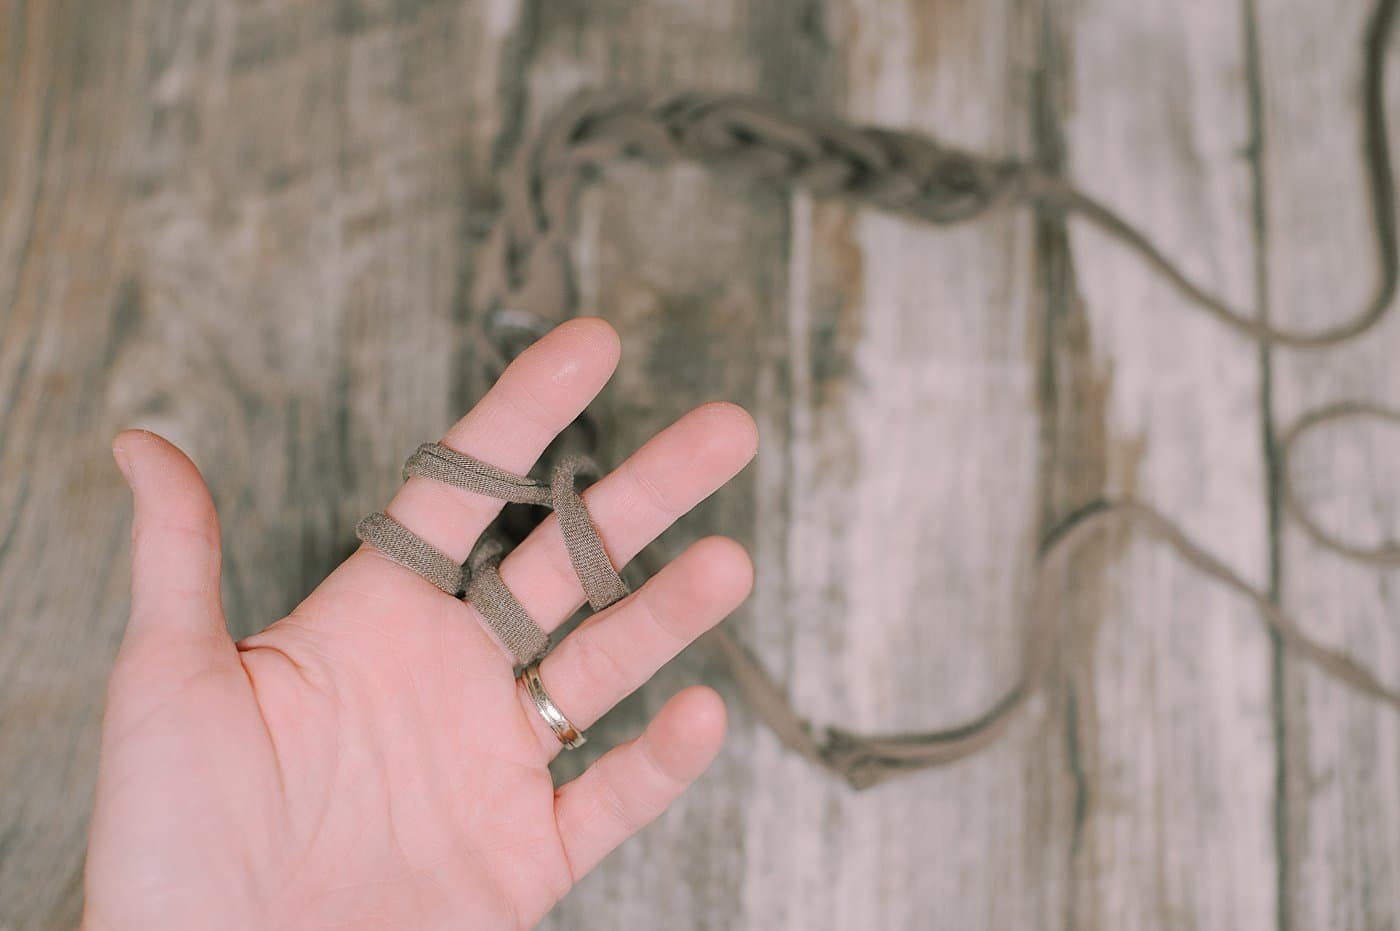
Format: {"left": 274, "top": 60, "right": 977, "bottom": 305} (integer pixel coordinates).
{"left": 494, "top": 401, "right": 758, "bottom": 633}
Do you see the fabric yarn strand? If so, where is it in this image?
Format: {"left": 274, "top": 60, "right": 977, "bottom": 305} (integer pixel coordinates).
{"left": 461, "top": 0, "right": 1400, "bottom": 788}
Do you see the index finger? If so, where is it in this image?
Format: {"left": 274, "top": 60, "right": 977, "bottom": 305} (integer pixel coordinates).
{"left": 363, "top": 317, "right": 620, "bottom": 570}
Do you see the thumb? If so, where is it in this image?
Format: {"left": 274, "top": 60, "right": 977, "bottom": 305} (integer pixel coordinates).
{"left": 112, "top": 430, "right": 232, "bottom": 656}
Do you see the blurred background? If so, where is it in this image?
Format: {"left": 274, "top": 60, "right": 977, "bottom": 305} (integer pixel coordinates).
{"left": 3, "top": 0, "right": 1399, "bottom": 928}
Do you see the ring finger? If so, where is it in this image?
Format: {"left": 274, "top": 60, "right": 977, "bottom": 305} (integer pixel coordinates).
{"left": 518, "top": 536, "right": 753, "bottom": 759}
{"left": 492, "top": 403, "right": 758, "bottom": 756}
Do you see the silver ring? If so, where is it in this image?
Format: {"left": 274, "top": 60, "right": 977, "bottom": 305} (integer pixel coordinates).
{"left": 518, "top": 661, "right": 586, "bottom": 749}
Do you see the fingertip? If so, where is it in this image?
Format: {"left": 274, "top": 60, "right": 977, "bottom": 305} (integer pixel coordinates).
{"left": 113, "top": 427, "right": 166, "bottom": 449}
{"left": 677, "top": 684, "right": 728, "bottom": 743}
{"left": 559, "top": 316, "right": 622, "bottom": 365}
{"left": 648, "top": 686, "right": 728, "bottom": 780}
{"left": 111, "top": 430, "right": 196, "bottom": 487}
{"left": 114, "top": 430, "right": 219, "bottom": 530}
{"left": 685, "top": 536, "right": 756, "bottom": 605}
{"left": 695, "top": 401, "right": 759, "bottom": 461}
{"left": 112, "top": 428, "right": 159, "bottom": 466}
{"left": 535, "top": 317, "right": 621, "bottom": 383}
{"left": 510, "top": 317, "right": 621, "bottom": 405}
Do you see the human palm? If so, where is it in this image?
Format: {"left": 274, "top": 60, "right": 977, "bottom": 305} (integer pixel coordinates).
{"left": 83, "top": 319, "right": 758, "bottom": 930}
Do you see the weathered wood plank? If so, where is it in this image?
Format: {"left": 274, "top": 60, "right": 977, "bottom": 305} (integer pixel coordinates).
{"left": 0, "top": 0, "right": 538, "bottom": 925}
{"left": 1056, "top": 1, "right": 1279, "bottom": 927}
{"left": 1260, "top": 0, "right": 1400, "bottom": 926}
{"left": 1, "top": 5, "right": 148, "bottom": 926}
{"left": 730, "top": 1, "right": 1057, "bottom": 928}
{"left": 3, "top": 0, "right": 1398, "bottom": 928}
{"left": 515, "top": 4, "right": 834, "bottom": 929}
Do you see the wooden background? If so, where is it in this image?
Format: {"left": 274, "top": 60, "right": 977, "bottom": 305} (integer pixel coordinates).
{"left": 2, "top": 0, "right": 1398, "bottom": 927}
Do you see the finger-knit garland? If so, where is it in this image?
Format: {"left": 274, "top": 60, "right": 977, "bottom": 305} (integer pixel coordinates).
{"left": 463, "top": 0, "right": 1400, "bottom": 788}
{"left": 356, "top": 444, "right": 629, "bottom": 666}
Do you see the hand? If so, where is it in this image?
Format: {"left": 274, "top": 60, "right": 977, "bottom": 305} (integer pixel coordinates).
{"left": 82, "top": 319, "right": 758, "bottom": 930}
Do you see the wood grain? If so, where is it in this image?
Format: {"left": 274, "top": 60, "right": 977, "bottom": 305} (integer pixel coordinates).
{"left": 1260, "top": 0, "right": 1400, "bottom": 927}
{"left": 1, "top": 0, "right": 1397, "bottom": 928}
{"left": 734, "top": 1, "right": 1054, "bottom": 927}
{"left": 1057, "top": 2, "right": 1278, "bottom": 927}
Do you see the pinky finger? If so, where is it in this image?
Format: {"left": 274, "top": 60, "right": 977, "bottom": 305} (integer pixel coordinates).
{"left": 554, "top": 686, "right": 727, "bottom": 880}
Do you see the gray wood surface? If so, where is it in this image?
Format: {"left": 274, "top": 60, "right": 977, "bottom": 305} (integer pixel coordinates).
{"left": 1, "top": 0, "right": 1397, "bottom": 928}
{"left": 1264, "top": 2, "right": 1400, "bottom": 927}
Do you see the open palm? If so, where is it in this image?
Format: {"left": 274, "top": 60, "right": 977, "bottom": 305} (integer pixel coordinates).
{"left": 82, "top": 319, "right": 758, "bottom": 931}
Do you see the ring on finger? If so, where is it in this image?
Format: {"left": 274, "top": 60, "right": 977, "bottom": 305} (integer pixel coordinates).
{"left": 518, "top": 660, "right": 587, "bottom": 749}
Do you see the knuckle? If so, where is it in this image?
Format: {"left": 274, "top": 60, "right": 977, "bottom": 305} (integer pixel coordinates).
{"left": 637, "top": 735, "right": 685, "bottom": 792}
{"left": 501, "top": 375, "right": 560, "bottom": 437}
{"left": 540, "top": 523, "right": 586, "bottom": 592}
{"left": 568, "top": 630, "right": 629, "bottom": 697}
{"left": 634, "top": 584, "right": 686, "bottom": 648}
{"left": 624, "top": 456, "right": 680, "bottom": 521}
{"left": 596, "top": 763, "right": 644, "bottom": 834}
{"left": 135, "top": 518, "right": 219, "bottom": 556}
{"left": 409, "top": 474, "right": 494, "bottom": 526}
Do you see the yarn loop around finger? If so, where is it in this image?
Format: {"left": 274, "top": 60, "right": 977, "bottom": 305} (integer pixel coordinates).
{"left": 356, "top": 443, "right": 628, "bottom": 667}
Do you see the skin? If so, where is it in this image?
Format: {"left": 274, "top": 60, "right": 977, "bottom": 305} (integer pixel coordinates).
{"left": 82, "top": 319, "right": 759, "bottom": 930}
